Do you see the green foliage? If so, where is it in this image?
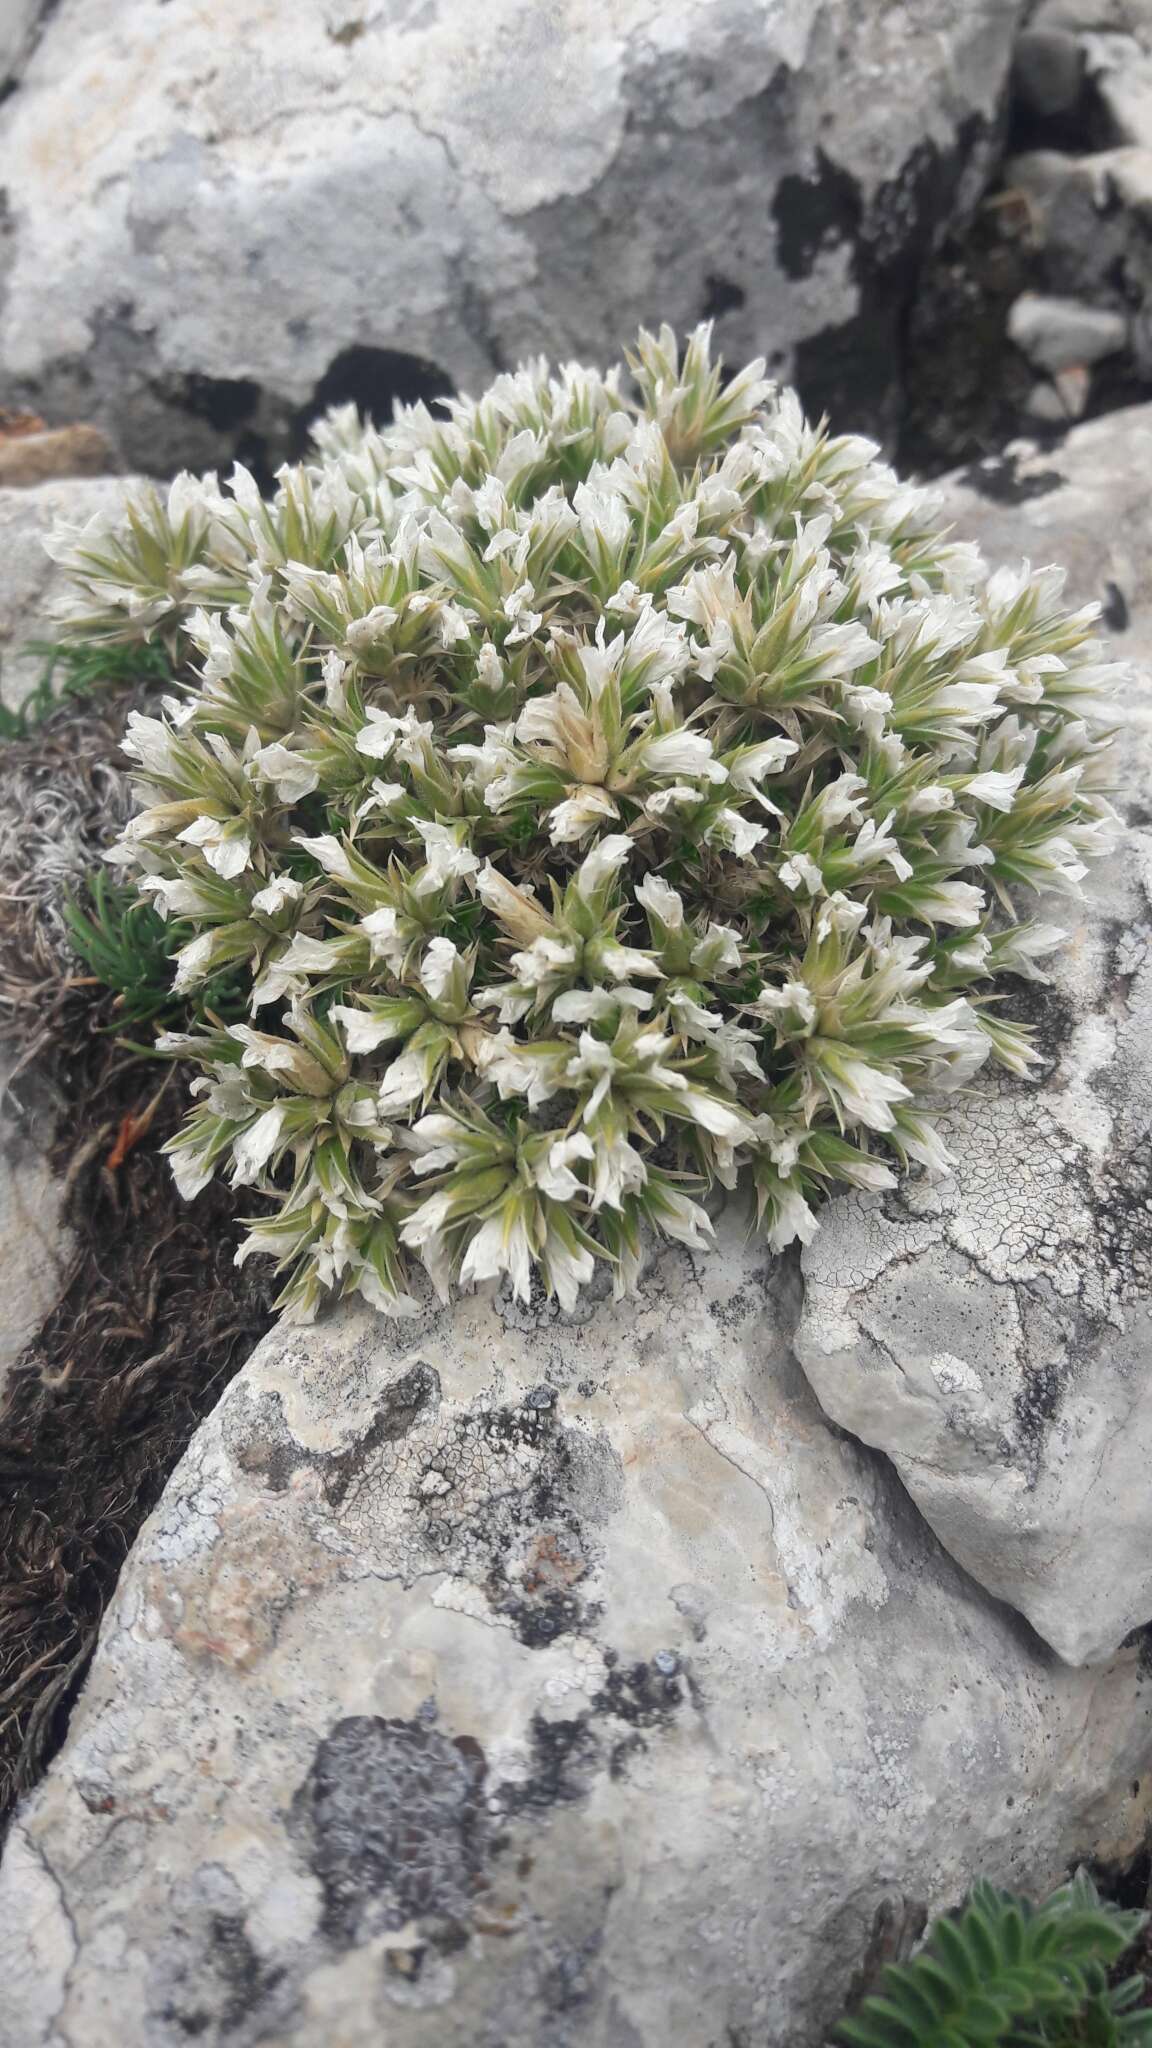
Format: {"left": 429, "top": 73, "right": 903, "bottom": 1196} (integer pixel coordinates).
{"left": 0, "top": 637, "right": 173, "bottom": 742}
{"left": 836, "top": 1873, "right": 1152, "bottom": 2048}
{"left": 64, "top": 869, "right": 245, "bottom": 1031}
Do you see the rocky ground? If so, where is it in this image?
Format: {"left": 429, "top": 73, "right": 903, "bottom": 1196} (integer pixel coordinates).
{"left": 3, "top": 2, "right": 1152, "bottom": 2045}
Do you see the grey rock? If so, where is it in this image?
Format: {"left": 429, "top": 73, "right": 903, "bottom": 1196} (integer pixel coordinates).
{"left": 1007, "top": 289, "right": 1128, "bottom": 369}
{"left": 2, "top": 1218, "right": 1152, "bottom": 2046}
{"left": 0, "top": 0, "right": 47, "bottom": 93}
{"left": 1024, "top": 364, "right": 1092, "bottom": 416}
{"left": 797, "top": 403, "right": 1152, "bottom": 1668}
{"left": 1013, "top": 27, "right": 1085, "bottom": 115}
{"left": 0, "top": 0, "right": 1027, "bottom": 469}
{"left": 0, "top": 474, "right": 140, "bottom": 711}
{"left": 1084, "top": 31, "right": 1152, "bottom": 145}
{"left": 1002, "top": 145, "right": 1152, "bottom": 358}
{"left": 1032, "top": 0, "right": 1152, "bottom": 32}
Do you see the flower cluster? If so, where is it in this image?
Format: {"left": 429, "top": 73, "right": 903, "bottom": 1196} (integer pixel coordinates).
{"left": 48, "top": 326, "right": 1119, "bottom": 1320}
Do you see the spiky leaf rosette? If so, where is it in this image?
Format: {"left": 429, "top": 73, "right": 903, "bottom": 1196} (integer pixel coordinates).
{"left": 48, "top": 327, "right": 1120, "bottom": 1321}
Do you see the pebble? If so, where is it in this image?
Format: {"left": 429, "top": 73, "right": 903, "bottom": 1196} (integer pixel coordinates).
{"left": 1007, "top": 291, "right": 1128, "bottom": 373}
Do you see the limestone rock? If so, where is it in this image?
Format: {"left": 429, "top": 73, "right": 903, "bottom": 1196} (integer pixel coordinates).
{"left": 796, "top": 404, "right": 1152, "bottom": 1668}
{"left": 0, "top": 474, "right": 140, "bottom": 711}
{"left": 2, "top": 1218, "right": 1151, "bottom": 2047}
{"left": 1006, "top": 290, "right": 1127, "bottom": 371}
{"left": 1084, "top": 30, "right": 1152, "bottom": 147}
{"left": 0, "top": 0, "right": 1026, "bottom": 471}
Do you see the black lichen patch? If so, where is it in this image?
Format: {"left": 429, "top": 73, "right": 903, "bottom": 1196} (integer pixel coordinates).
{"left": 149, "top": 1899, "right": 290, "bottom": 2041}
{"left": 300, "top": 1715, "right": 488, "bottom": 1948}
{"left": 486, "top": 1523, "right": 595, "bottom": 1648}
{"left": 773, "top": 149, "right": 863, "bottom": 283}
{"left": 960, "top": 451, "right": 1066, "bottom": 505}
{"left": 323, "top": 1361, "right": 440, "bottom": 1509}
{"left": 794, "top": 118, "right": 989, "bottom": 447}
{"left": 1103, "top": 580, "right": 1130, "bottom": 633}
{"left": 495, "top": 1651, "right": 692, "bottom": 1812}
{"left": 700, "top": 274, "right": 746, "bottom": 320}
{"left": 495, "top": 1713, "right": 601, "bottom": 1819}
{"left": 1001, "top": 975, "right": 1077, "bottom": 1078}
{"left": 591, "top": 1653, "right": 684, "bottom": 1728}
{"left": 1097, "top": 1138, "right": 1152, "bottom": 1302}
{"left": 232, "top": 1361, "right": 438, "bottom": 1501}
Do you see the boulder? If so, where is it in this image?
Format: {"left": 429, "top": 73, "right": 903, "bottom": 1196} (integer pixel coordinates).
{"left": 2, "top": 1217, "right": 1151, "bottom": 2047}
{"left": 796, "top": 404, "right": 1152, "bottom": 1668}
{"left": 0, "top": 0, "right": 1026, "bottom": 472}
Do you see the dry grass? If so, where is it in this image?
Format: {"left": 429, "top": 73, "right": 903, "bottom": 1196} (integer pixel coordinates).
{"left": 0, "top": 694, "right": 272, "bottom": 1826}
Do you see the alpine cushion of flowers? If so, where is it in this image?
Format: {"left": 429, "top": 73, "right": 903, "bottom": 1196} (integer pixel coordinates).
{"left": 45, "top": 326, "right": 1120, "bottom": 1320}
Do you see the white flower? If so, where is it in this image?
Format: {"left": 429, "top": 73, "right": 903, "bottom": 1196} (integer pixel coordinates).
{"left": 766, "top": 1180, "right": 819, "bottom": 1251}
{"left": 361, "top": 907, "right": 409, "bottom": 970}
{"left": 473, "top": 1029, "right": 560, "bottom": 1107}
{"left": 476, "top": 642, "right": 505, "bottom": 691}
{"left": 591, "top": 1130, "right": 647, "bottom": 1210}
{"left": 551, "top": 987, "right": 652, "bottom": 1022}
{"left": 574, "top": 833, "right": 634, "bottom": 899}
{"left": 250, "top": 743, "right": 319, "bottom": 802}
{"left": 778, "top": 852, "right": 824, "bottom": 895}
{"left": 344, "top": 604, "right": 399, "bottom": 651}
{"left": 413, "top": 820, "right": 481, "bottom": 896}
{"left": 813, "top": 892, "right": 868, "bottom": 941}
{"left": 171, "top": 932, "right": 218, "bottom": 993}
{"left": 295, "top": 833, "right": 359, "bottom": 883}
{"left": 231, "top": 1106, "right": 286, "bottom": 1184}
{"left": 508, "top": 935, "right": 578, "bottom": 988}
{"left": 330, "top": 1003, "right": 400, "bottom": 1054}
{"left": 914, "top": 880, "right": 985, "bottom": 928}
{"left": 708, "top": 809, "right": 768, "bottom": 860}
{"left": 635, "top": 874, "right": 684, "bottom": 931}
{"left": 178, "top": 815, "right": 252, "bottom": 880}
{"left": 727, "top": 737, "right": 799, "bottom": 796}
{"left": 691, "top": 923, "right": 742, "bottom": 975}
{"left": 460, "top": 1210, "right": 534, "bottom": 1300}
{"left": 756, "top": 980, "right": 818, "bottom": 1029}
{"left": 377, "top": 1048, "right": 429, "bottom": 1114}
{"left": 122, "top": 712, "right": 179, "bottom": 779}
{"left": 420, "top": 936, "right": 465, "bottom": 1006}
{"left": 548, "top": 788, "right": 620, "bottom": 844}
{"left": 251, "top": 873, "right": 304, "bottom": 916}
{"left": 964, "top": 765, "right": 1027, "bottom": 812}
{"left": 639, "top": 730, "right": 726, "bottom": 781}
{"left": 531, "top": 1134, "right": 595, "bottom": 1201}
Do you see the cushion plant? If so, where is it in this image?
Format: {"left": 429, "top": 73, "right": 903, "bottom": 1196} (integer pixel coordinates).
{"left": 45, "top": 326, "right": 1119, "bottom": 1320}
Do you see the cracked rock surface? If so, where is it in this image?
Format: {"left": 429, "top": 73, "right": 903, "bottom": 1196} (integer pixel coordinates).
{"left": 3, "top": 1216, "right": 1152, "bottom": 2046}
{"left": 0, "top": 0, "right": 1024, "bottom": 471}
{"left": 796, "top": 403, "right": 1152, "bottom": 1668}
